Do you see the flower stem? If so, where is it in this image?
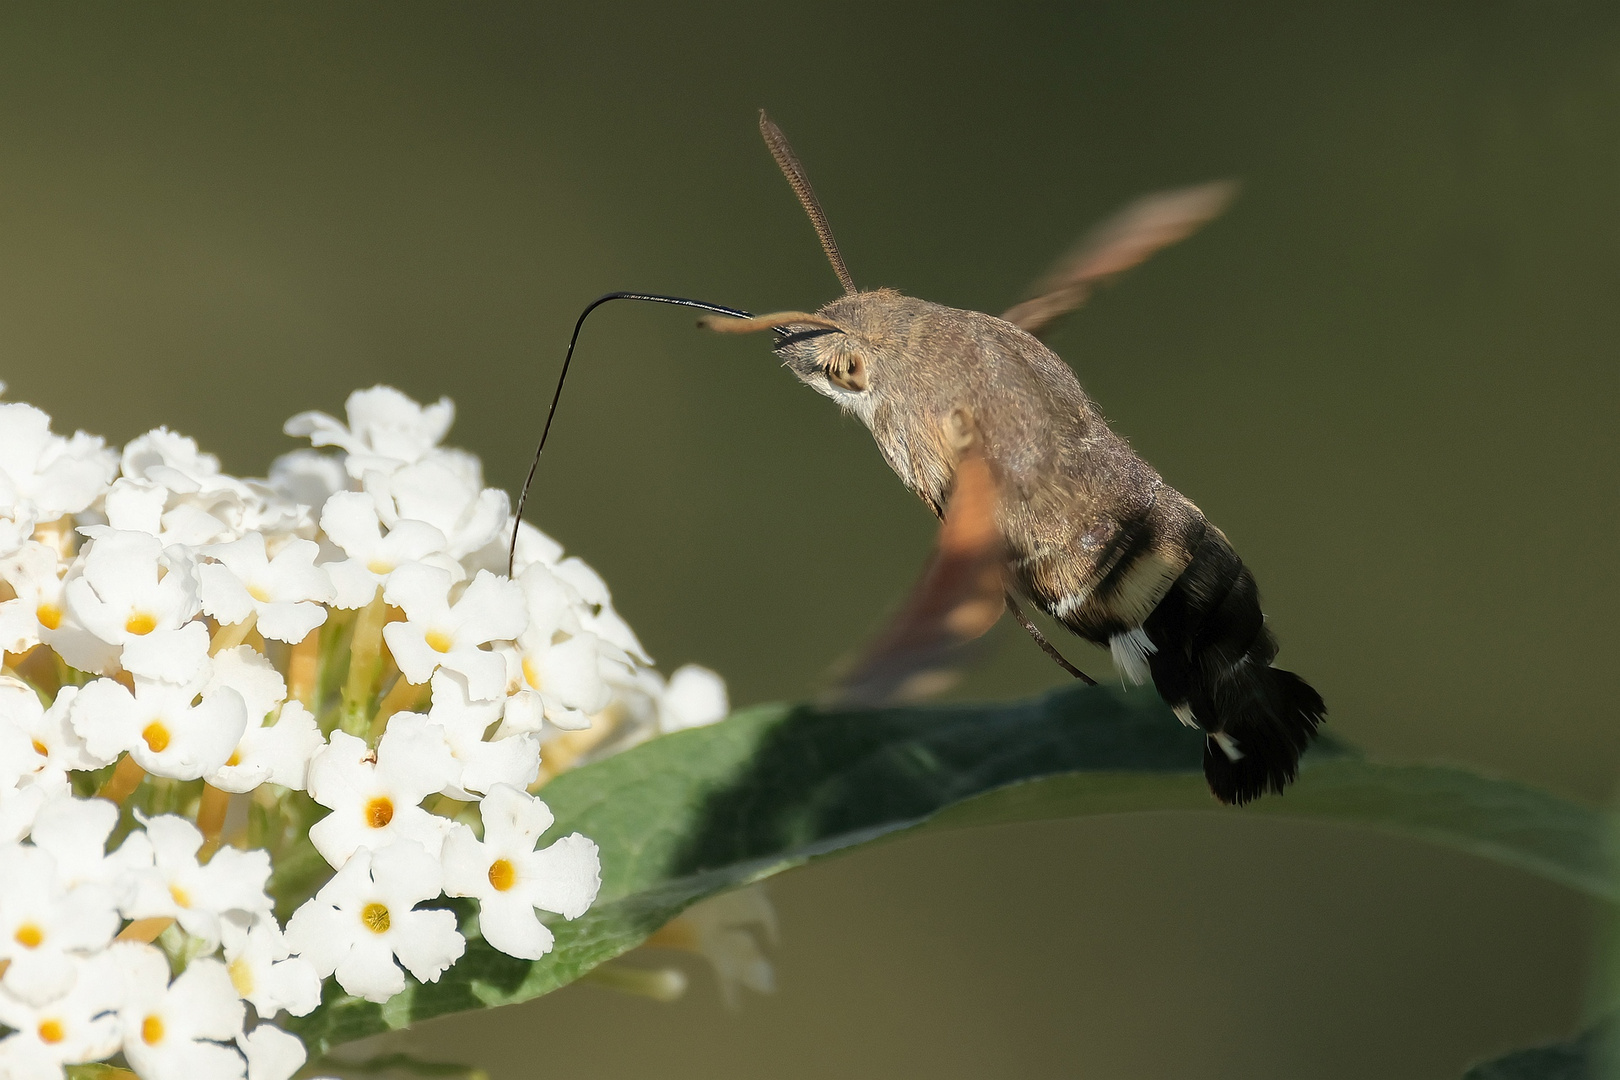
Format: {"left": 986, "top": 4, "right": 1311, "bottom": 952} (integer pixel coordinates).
{"left": 369, "top": 675, "right": 427, "bottom": 740}
{"left": 97, "top": 754, "right": 146, "bottom": 803}
{"left": 581, "top": 962, "right": 688, "bottom": 1002}
{"left": 340, "top": 588, "right": 388, "bottom": 738}
{"left": 287, "top": 626, "right": 321, "bottom": 707}
{"left": 196, "top": 783, "right": 231, "bottom": 858}
{"left": 114, "top": 917, "right": 174, "bottom": 944}
{"left": 209, "top": 612, "right": 258, "bottom": 655}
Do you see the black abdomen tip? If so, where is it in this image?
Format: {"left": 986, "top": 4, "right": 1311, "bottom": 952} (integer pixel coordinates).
{"left": 1200, "top": 666, "right": 1326, "bottom": 805}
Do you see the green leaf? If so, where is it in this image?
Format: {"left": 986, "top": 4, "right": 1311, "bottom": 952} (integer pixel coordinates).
{"left": 1461, "top": 1024, "right": 1603, "bottom": 1080}
{"left": 288, "top": 682, "right": 1608, "bottom": 1057}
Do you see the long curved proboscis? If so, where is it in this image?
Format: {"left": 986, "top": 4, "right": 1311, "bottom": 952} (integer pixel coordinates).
{"left": 508, "top": 292, "right": 755, "bottom": 576}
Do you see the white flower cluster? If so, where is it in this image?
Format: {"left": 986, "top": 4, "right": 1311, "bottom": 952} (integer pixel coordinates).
{"left": 0, "top": 386, "right": 729, "bottom": 1080}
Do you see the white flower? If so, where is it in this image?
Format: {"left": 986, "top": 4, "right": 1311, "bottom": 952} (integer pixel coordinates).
{"left": 0, "top": 844, "right": 120, "bottom": 1004}
{"left": 318, "top": 490, "right": 454, "bottom": 608}
{"left": 441, "top": 784, "right": 600, "bottom": 961}
{"left": 510, "top": 634, "right": 614, "bottom": 732}
{"left": 266, "top": 449, "right": 348, "bottom": 520}
{"left": 26, "top": 794, "right": 121, "bottom": 893}
{"left": 493, "top": 518, "right": 564, "bottom": 576}
{"left": 208, "top": 701, "right": 324, "bottom": 795}
{"left": 0, "top": 542, "right": 64, "bottom": 656}
{"left": 117, "top": 815, "right": 273, "bottom": 948}
{"left": 199, "top": 532, "right": 333, "bottom": 644}
{"left": 0, "top": 683, "right": 104, "bottom": 792}
{"left": 305, "top": 718, "right": 457, "bottom": 867}
{"left": 121, "top": 428, "right": 234, "bottom": 496}
{"left": 70, "top": 671, "right": 247, "bottom": 782}
{"left": 552, "top": 556, "right": 653, "bottom": 664}
{"left": 284, "top": 840, "right": 465, "bottom": 1004}
{"left": 499, "top": 562, "right": 613, "bottom": 731}
{"left": 418, "top": 671, "right": 539, "bottom": 798}
{"left": 0, "top": 782, "right": 50, "bottom": 843}
{"left": 659, "top": 665, "right": 730, "bottom": 732}
{"left": 364, "top": 451, "right": 508, "bottom": 560}
{"left": 201, "top": 647, "right": 323, "bottom": 794}
{"left": 382, "top": 565, "right": 526, "bottom": 701}
{"left": 205, "top": 646, "right": 287, "bottom": 724}
{"left": 284, "top": 386, "right": 454, "bottom": 479}
{"left": 220, "top": 917, "right": 321, "bottom": 1019}
{"left": 88, "top": 476, "right": 229, "bottom": 549}
{"left": 62, "top": 530, "right": 202, "bottom": 678}
{"left": 0, "top": 402, "right": 117, "bottom": 523}
{"left": 115, "top": 943, "right": 245, "bottom": 1080}
{"left": 670, "top": 886, "right": 778, "bottom": 1007}
{"left": 0, "top": 952, "right": 123, "bottom": 1079}
{"left": 237, "top": 1023, "right": 306, "bottom": 1080}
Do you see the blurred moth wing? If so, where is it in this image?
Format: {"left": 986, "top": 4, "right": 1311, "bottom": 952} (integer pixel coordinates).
{"left": 827, "top": 444, "right": 1005, "bottom": 708}
{"left": 1002, "top": 180, "right": 1239, "bottom": 336}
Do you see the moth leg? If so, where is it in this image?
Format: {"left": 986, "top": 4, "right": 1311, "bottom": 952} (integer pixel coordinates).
{"left": 1006, "top": 595, "right": 1096, "bottom": 685}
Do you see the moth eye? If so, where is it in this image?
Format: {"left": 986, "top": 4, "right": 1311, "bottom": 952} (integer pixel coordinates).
{"left": 828, "top": 354, "right": 868, "bottom": 392}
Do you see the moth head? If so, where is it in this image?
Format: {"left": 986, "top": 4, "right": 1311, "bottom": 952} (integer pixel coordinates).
{"left": 701, "top": 294, "right": 899, "bottom": 419}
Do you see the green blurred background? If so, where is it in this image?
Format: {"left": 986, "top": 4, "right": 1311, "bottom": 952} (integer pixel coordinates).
{"left": 3, "top": 2, "right": 1618, "bottom": 1076}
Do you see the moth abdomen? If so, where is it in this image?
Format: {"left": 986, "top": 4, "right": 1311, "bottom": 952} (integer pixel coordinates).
{"left": 1140, "top": 529, "right": 1325, "bottom": 805}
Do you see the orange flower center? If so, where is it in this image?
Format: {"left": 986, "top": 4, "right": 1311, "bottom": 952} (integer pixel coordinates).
{"left": 37, "top": 1019, "right": 65, "bottom": 1044}
{"left": 30, "top": 739, "right": 48, "bottom": 758}
{"left": 361, "top": 902, "right": 391, "bottom": 934}
{"left": 36, "top": 603, "right": 62, "bottom": 630}
{"left": 228, "top": 955, "right": 254, "bottom": 997}
{"left": 141, "top": 1014, "right": 164, "bottom": 1045}
{"left": 487, "top": 858, "right": 517, "bottom": 892}
{"left": 365, "top": 797, "right": 394, "bottom": 829}
{"left": 14, "top": 923, "right": 43, "bottom": 948}
{"left": 141, "top": 722, "right": 171, "bottom": 753}
{"left": 125, "top": 612, "right": 158, "bottom": 636}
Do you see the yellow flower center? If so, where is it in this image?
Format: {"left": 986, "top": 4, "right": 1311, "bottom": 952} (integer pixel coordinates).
{"left": 228, "top": 955, "right": 254, "bottom": 997}
{"left": 169, "top": 884, "right": 191, "bottom": 908}
{"left": 36, "top": 602, "right": 61, "bottom": 630}
{"left": 141, "top": 722, "right": 171, "bottom": 753}
{"left": 141, "top": 1014, "right": 164, "bottom": 1045}
{"left": 37, "top": 1019, "right": 65, "bottom": 1044}
{"left": 14, "top": 923, "right": 44, "bottom": 948}
{"left": 124, "top": 612, "right": 158, "bottom": 636}
{"left": 361, "top": 902, "right": 391, "bottom": 934}
{"left": 365, "top": 797, "right": 394, "bottom": 829}
{"left": 30, "top": 739, "right": 48, "bottom": 758}
{"left": 424, "top": 629, "right": 455, "bottom": 654}
{"left": 487, "top": 858, "right": 517, "bottom": 892}
{"left": 367, "top": 558, "right": 393, "bottom": 576}
{"left": 247, "top": 583, "right": 273, "bottom": 604}
{"left": 521, "top": 656, "right": 541, "bottom": 691}
{"left": 226, "top": 749, "right": 242, "bottom": 767}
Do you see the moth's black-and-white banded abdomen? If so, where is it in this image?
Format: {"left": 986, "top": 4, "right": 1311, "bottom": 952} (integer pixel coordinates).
{"left": 1134, "top": 524, "right": 1325, "bottom": 804}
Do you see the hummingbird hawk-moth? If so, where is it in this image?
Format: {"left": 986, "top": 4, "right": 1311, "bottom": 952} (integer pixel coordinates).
{"left": 514, "top": 112, "right": 1325, "bottom": 805}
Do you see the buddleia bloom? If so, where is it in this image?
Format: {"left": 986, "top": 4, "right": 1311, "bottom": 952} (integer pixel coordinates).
{"left": 0, "top": 384, "right": 733, "bottom": 1079}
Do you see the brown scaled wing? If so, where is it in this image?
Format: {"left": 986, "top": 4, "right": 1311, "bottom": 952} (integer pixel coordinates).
{"left": 828, "top": 448, "right": 1006, "bottom": 707}
{"left": 1002, "top": 180, "right": 1237, "bottom": 336}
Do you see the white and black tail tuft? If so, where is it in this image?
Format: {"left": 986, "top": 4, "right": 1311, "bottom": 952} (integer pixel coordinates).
{"left": 1141, "top": 530, "right": 1325, "bottom": 805}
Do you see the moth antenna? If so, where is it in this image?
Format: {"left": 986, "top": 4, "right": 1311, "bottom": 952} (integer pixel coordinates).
{"left": 759, "top": 109, "right": 857, "bottom": 296}
{"left": 508, "top": 292, "right": 755, "bottom": 576}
